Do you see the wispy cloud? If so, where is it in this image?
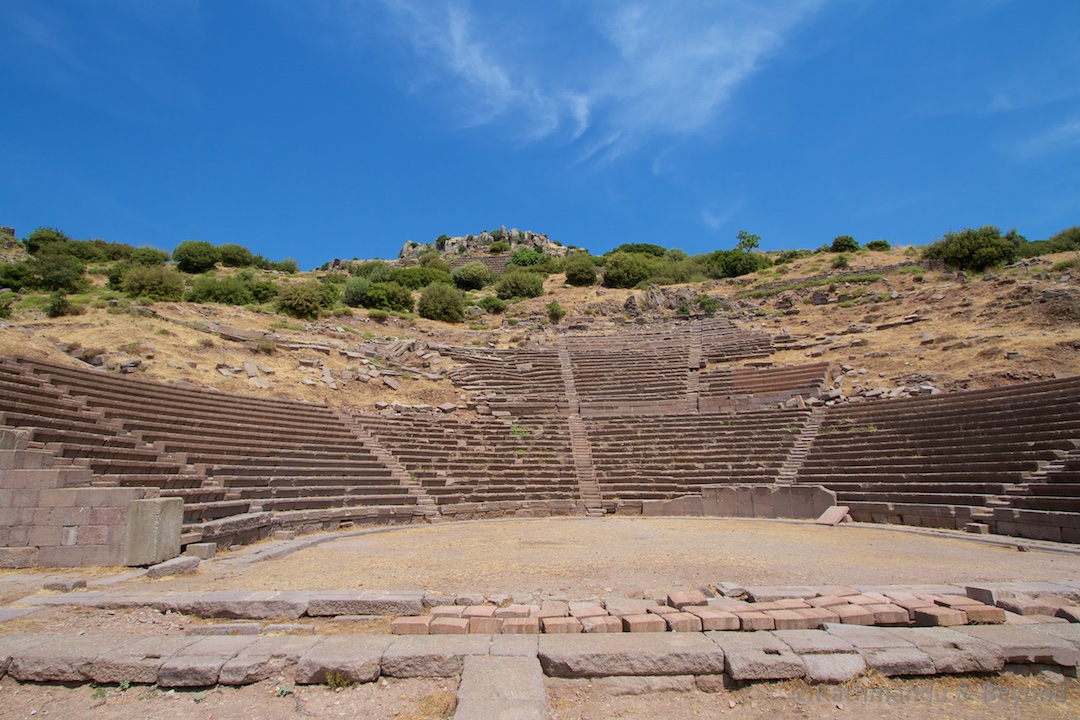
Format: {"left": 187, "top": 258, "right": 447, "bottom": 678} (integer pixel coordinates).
{"left": 1016, "top": 118, "right": 1080, "bottom": 159}
{"left": 365, "top": 1, "right": 824, "bottom": 156}
{"left": 702, "top": 198, "right": 746, "bottom": 231}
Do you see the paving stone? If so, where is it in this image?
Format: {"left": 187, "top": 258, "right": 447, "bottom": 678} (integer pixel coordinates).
{"left": 807, "top": 596, "right": 852, "bottom": 609}
{"left": 219, "top": 636, "right": 322, "bottom": 685}
{"left": 263, "top": 623, "right": 316, "bottom": 635}
{"left": 192, "top": 590, "right": 309, "bottom": 620}
{"left": 581, "top": 615, "right": 624, "bottom": 633}
{"left": 955, "top": 625, "right": 1079, "bottom": 668}
{"left": 7, "top": 635, "right": 126, "bottom": 683}
{"left": 187, "top": 623, "right": 262, "bottom": 636}
{"left": 913, "top": 606, "right": 967, "bottom": 627}
{"left": 85, "top": 636, "right": 199, "bottom": 684}
{"left": 495, "top": 604, "right": 534, "bottom": 619}
{"left": 502, "top": 618, "right": 541, "bottom": 635}
{"left": 830, "top": 604, "right": 875, "bottom": 625}
{"left": 461, "top": 605, "right": 497, "bottom": 618}
{"left": 793, "top": 607, "right": 840, "bottom": 628}
{"left": 667, "top": 590, "right": 707, "bottom": 609}
{"left": 468, "top": 617, "right": 502, "bottom": 634}
{"left": 543, "top": 617, "right": 583, "bottom": 634}
{"left": 490, "top": 634, "right": 539, "bottom": 657}
{"left": 455, "top": 656, "right": 547, "bottom": 720}
{"left": 568, "top": 602, "right": 608, "bottom": 619}
{"left": 963, "top": 604, "right": 1007, "bottom": 624}
{"left": 305, "top": 591, "right": 423, "bottom": 617}
{"left": 884, "top": 627, "right": 1005, "bottom": 674}
{"left": 157, "top": 636, "right": 257, "bottom": 687}
{"left": 821, "top": 623, "right": 935, "bottom": 676}
{"left": 539, "top": 633, "right": 726, "bottom": 677}
{"left": 664, "top": 612, "right": 703, "bottom": 632}
{"left": 774, "top": 630, "right": 856, "bottom": 655}
{"left": 862, "top": 604, "right": 909, "bottom": 625}
{"left": 802, "top": 653, "right": 866, "bottom": 684}
{"left": 604, "top": 597, "right": 657, "bottom": 617}
{"left": 684, "top": 606, "right": 740, "bottom": 631}
{"left": 381, "top": 635, "right": 489, "bottom": 678}
{"left": 997, "top": 594, "right": 1060, "bottom": 617}
{"left": 294, "top": 636, "right": 393, "bottom": 684}
{"left": 429, "top": 617, "right": 470, "bottom": 635}
{"left": 736, "top": 612, "right": 775, "bottom": 631}
{"left": 146, "top": 556, "right": 200, "bottom": 580}
{"left": 591, "top": 675, "right": 697, "bottom": 695}
{"left": 621, "top": 614, "right": 666, "bottom": 633}
{"left": 1028, "top": 623, "right": 1080, "bottom": 650}
{"left": 707, "top": 632, "right": 804, "bottom": 681}
{"left": 430, "top": 605, "right": 465, "bottom": 618}
{"left": 536, "top": 600, "right": 569, "bottom": 619}
{"left": 391, "top": 616, "right": 432, "bottom": 635}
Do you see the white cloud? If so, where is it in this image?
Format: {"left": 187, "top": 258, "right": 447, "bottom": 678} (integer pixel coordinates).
{"left": 702, "top": 198, "right": 746, "bottom": 231}
{"left": 364, "top": 1, "right": 823, "bottom": 155}
{"left": 1016, "top": 118, "right": 1080, "bottom": 159}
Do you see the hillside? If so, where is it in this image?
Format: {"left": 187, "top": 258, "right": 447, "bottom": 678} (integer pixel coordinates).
{"left": 0, "top": 245, "right": 1077, "bottom": 410}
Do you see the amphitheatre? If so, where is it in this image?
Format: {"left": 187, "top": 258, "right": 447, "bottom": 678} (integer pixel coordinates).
{"left": 2, "top": 230, "right": 1080, "bottom": 718}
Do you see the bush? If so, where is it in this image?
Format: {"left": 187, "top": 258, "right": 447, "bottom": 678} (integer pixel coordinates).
{"left": 219, "top": 243, "right": 254, "bottom": 267}
{"left": 774, "top": 249, "right": 812, "bottom": 265}
{"left": 508, "top": 248, "right": 543, "bottom": 267}
{"left": 602, "top": 252, "right": 651, "bottom": 288}
{"left": 923, "top": 226, "right": 1019, "bottom": 271}
{"left": 0, "top": 293, "right": 15, "bottom": 319}
{"left": 496, "top": 270, "right": 544, "bottom": 299}
{"left": 418, "top": 252, "right": 451, "bottom": 273}
{"left": 45, "top": 293, "right": 83, "bottom": 318}
{"left": 343, "top": 276, "right": 371, "bottom": 307}
{"left": 831, "top": 235, "right": 859, "bottom": 253}
{"left": 26, "top": 227, "right": 71, "bottom": 255}
{"left": 359, "top": 282, "right": 414, "bottom": 313}
{"left": 452, "top": 261, "right": 495, "bottom": 290}
{"left": 30, "top": 251, "right": 87, "bottom": 293}
{"left": 173, "top": 240, "right": 221, "bottom": 273}
{"left": 390, "top": 266, "right": 453, "bottom": 290}
{"left": 546, "top": 301, "right": 565, "bottom": 324}
{"left": 611, "top": 243, "right": 667, "bottom": 257}
{"left": 702, "top": 249, "right": 771, "bottom": 279}
{"left": 832, "top": 254, "right": 851, "bottom": 270}
{"left": 120, "top": 265, "right": 185, "bottom": 301}
{"left": 865, "top": 239, "right": 891, "bottom": 251}
{"left": 187, "top": 275, "right": 253, "bottom": 305}
{"left": 417, "top": 282, "right": 465, "bottom": 323}
{"left": 489, "top": 240, "right": 510, "bottom": 253}
{"left": 563, "top": 253, "right": 597, "bottom": 286}
{"left": 476, "top": 296, "right": 506, "bottom": 314}
{"left": 275, "top": 281, "right": 327, "bottom": 320}
{"left": 0, "top": 261, "right": 36, "bottom": 292}
{"left": 130, "top": 246, "right": 170, "bottom": 265}
{"left": 352, "top": 260, "right": 394, "bottom": 282}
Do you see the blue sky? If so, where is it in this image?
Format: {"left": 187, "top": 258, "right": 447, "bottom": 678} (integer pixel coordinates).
{"left": 2, "top": 1, "right": 1078, "bottom": 269}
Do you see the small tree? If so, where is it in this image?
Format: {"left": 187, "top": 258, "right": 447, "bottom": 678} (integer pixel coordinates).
{"left": 496, "top": 270, "right": 544, "bottom": 299}
{"left": 219, "top": 243, "right": 254, "bottom": 267}
{"left": 452, "top": 261, "right": 494, "bottom": 290}
{"left": 489, "top": 240, "right": 510, "bottom": 254}
{"left": 601, "top": 252, "right": 651, "bottom": 288}
{"left": 417, "top": 282, "right": 465, "bottom": 323}
{"left": 342, "top": 276, "right": 371, "bottom": 307}
{"left": 546, "top": 301, "right": 566, "bottom": 324}
{"left": 735, "top": 230, "right": 760, "bottom": 252}
{"left": 173, "top": 240, "right": 221, "bottom": 273}
{"left": 831, "top": 235, "right": 859, "bottom": 253}
{"left": 923, "top": 226, "right": 1018, "bottom": 271}
{"left": 30, "top": 252, "right": 86, "bottom": 293}
{"left": 563, "top": 253, "right": 597, "bottom": 286}
{"left": 508, "top": 248, "right": 543, "bottom": 267}
{"left": 120, "top": 265, "right": 185, "bottom": 301}
{"left": 275, "top": 281, "right": 326, "bottom": 320}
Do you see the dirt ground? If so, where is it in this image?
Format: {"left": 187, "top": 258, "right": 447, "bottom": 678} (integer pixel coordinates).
{"left": 131, "top": 518, "right": 1080, "bottom": 600}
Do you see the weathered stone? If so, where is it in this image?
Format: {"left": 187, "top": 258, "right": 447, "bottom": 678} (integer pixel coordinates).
{"left": 219, "top": 636, "right": 322, "bottom": 685}
{"left": 87, "top": 636, "right": 200, "bottom": 684}
{"left": 157, "top": 636, "right": 257, "bottom": 687}
{"left": 391, "top": 616, "right": 432, "bottom": 635}
{"left": 884, "top": 627, "right": 1005, "bottom": 674}
{"left": 8, "top": 636, "right": 127, "bottom": 682}
{"left": 146, "top": 555, "right": 199, "bottom": 580}
{"left": 381, "top": 635, "right": 489, "bottom": 678}
{"left": 454, "top": 656, "right": 547, "bottom": 720}
{"left": 294, "top": 636, "right": 393, "bottom": 684}
{"left": 581, "top": 615, "right": 623, "bottom": 633}
{"left": 305, "top": 591, "right": 422, "bottom": 617}
{"left": 955, "top": 625, "right": 1078, "bottom": 667}
{"left": 622, "top": 614, "right": 666, "bottom": 632}
{"left": 539, "top": 633, "right": 726, "bottom": 677}
{"left": 709, "top": 632, "right": 804, "bottom": 681}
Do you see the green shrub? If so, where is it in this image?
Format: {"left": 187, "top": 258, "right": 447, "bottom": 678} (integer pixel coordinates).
{"left": 476, "top": 296, "right": 506, "bottom": 314}
{"left": 0, "top": 293, "right": 16, "bottom": 319}
{"left": 417, "top": 282, "right": 465, "bottom": 323}
{"left": 546, "top": 301, "right": 565, "bottom": 324}
{"left": 601, "top": 252, "right": 651, "bottom": 288}
{"left": 508, "top": 248, "right": 543, "bottom": 267}
{"left": 219, "top": 243, "right": 254, "bottom": 267}
{"left": 0, "top": 261, "right": 36, "bottom": 292}
{"left": 489, "top": 240, "right": 510, "bottom": 253}
{"left": 832, "top": 254, "right": 851, "bottom": 270}
{"left": 865, "top": 239, "right": 891, "bottom": 251}
{"left": 30, "top": 251, "right": 87, "bottom": 293}
{"left": 120, "top": 265, "right": 185, "bottom": 301}
{"left": 418, "top": 252, "right": 451, "bottom": 273}
{"left": 173, "top": 240, "right": 221, "bottom": 274}
{"left": 390, "top": 266, "right": 453, "bottom": 290}
{"left": 187, "top": 274, "right": 255, "bottom": 305}
{"left": 275, "top": 281, "right": 327, "bottom": 320}
{"left": 774, "top": 249, "right": 812, "bottom": 265}
{"left": 697, "top": 295, "right": 720, "bottom": 314}
{"left": 129, "top": 246, "right": 170, "bottom": 266}
{"left": 352, "top": 260, "right": 393, "bottom": 282}
{"left": 922, "top": 226, "right": 1019, "bottom": 271}
{"left": 360, "top": 282, "right": 414, "bottom": 313}
{"left": 45, "top": 293, "right": 83, "bottom": 318}
{"left": 368, "top": 309, "right": 389, "bottom": 322}
{"left": 343, "top": 276, "right": 371, "bottom": 307}
{"left": 452, "top": 261, "right": 495, "bottom": 290}
{"left": 702, "top": 249, "right": 771, "bottom": 279}
{"left": 496, "top": 270, "right": 544, "bottom": 299}
{"left": 563, "top": 253, "right": 597, "bottom": 286}
{"left": 26, "top": 227, "right": 71, "bottom": 255}
{"left": 611, "top": 243, "right": 667, "bottom": 257}
{"left": 831, "top": 235, "right": 859, "bottom": 253}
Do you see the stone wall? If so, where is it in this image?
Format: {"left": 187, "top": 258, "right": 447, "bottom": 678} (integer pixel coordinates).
{"left": 638, "top": 485, "right": 836, "bottom": 520}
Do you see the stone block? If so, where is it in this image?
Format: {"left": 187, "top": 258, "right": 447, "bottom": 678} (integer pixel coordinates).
{"left": 622, "top": 614, "right": 667, "bottom": 633}
{"left": 495, "top": 604, "right": 534, "bottom": 619}
{"left": 391, "top": 616, "right": 432, "bottom": 635}
{"left": 997, "top": 594, "right": 1061, "bottom": 617}
{"left": 539, "top": 633, "right": 726, "bottom": 677}
{"left": 821, "top": 623, "right": 935, "bottom": 676}
{"left": 766, "top": 609, "right": 815, "bottom": 630}
{"left": 469, "top": 617, "right": 502, "bottom": 634}
{"left": 305, "top": 591, "right": 423, "bottom": 617}
{"left": 736, "top": 612, "right": 775, "bottom": 631}
{"left": 86, "top": 636, "right": 199, "bottom": 684}
{"left": 157, "top": 636, "right": 257, "bottom": 687}
{"left": 381, "top": 635, "right": 489, "bottom": 678}
{"left": 0, "top": 547, "right": 38, "bottom": 569}
{"left": 774, "top": 629, "right": 856, "bottom": 655}
{"left": 581, "top": 615, "right": 623, "bottom": 633}
{"left": 708, "top": 632, "right": 804, "bottom": 681}
{"left": 964, "top": 604, "right": 1007, "bottom": 625}
{"left": 885, "top": 627, "right": 1005, "bottom": 674}
{"left": 685, "top": 607, "right": 740, "bottom": 631}
{"left": 455, "top": 656, "right": 547, "bottom": 720}
{"left": 667, "top": 590, "right": 707, "bottom": 609}
{"left": 604, "top": 597, "right": 656, "bottom": 617}
{"left": 430, "top": 605, "right": 465, "bottom": 618}
{"left": 802, "top": 653, "right": 867, "bottom": 684}
{"left": 146, "top": 555, "right": 199, "bottom": 580}
{"left": 863, "top": 604, "right": 909, "bottom": 626}
{"left": 294, "top": 636, "right": 393, "bottom": 684}
{"left": 664, "top": 612, "right": 703, "bottom": 632}
{"left": 568, "top": 602, "right": 608, "bottom": 619}
{"left": 461, "top": 605, "right": 497, "bottom": 618}
{"left": 193, "top": 590, "right": 309, "bottom": 620}
{"left": 831, "top": 604, "right": 875, "bottom": 625}
{"left": 503, "top": 618, "right": 541, "bottom": 635}
{"left": 124, "top": 497, "right": 183, "bottom": 567}
{"left": 536, "top": 600, "right": 569, "bottom": 619}
{"left": 187, "top": 623, "right": 262, "bottom": 636}
{"left": 955, "top": 625, "right": 1078, "bottom": 667}
{"left": 913, "top": 606, "right": 966, "bottom": 627}
{"left": 542, "top": 617, "right": 583, "bottom": 634}
{"left": 815, "top": 505, "right": 850, "bottom": 526}
{"left": 219, "top": 636, "right": 321, "bottom": 685}
{"left": 8, "top": 636, "right": 127, "bottom": 683}
{"left": 429, "top": 617, "right": 470, "bottom": 635}
{"left": 184, "top": 542, "right": 217, "bottom": 559}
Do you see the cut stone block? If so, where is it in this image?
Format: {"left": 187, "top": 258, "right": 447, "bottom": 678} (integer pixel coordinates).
{"left": 766, "top": 609, "right": 815, "bottom": 631}
{"left": 604, "top": 597, "right": 656, "bottom": 617}
{"left": 219, "top": 636, "right": 321, "bottom": 685}
{"left": 381, "top": 635, "right": 489, "bottom": 678}
{"left": 802, "top": 653, "right": 866, "bottom": 684}
{"left": 455, "top": 656, "right": 547, "bottom": 720}
{"left": 146, "top": 556, "right": 199, "bottom": 580}
{"left": 536, "top": 601, "right": 569, "bottom": 619}
{"left": 831, "top": 604, "right": 875, "bottom": 625}
{"left": 815, "top": 505, "right": 850, "bottom": 525}
{"left": 708, "top": 632, "right": 804, "bottom": 681}
{"left": 997, "top": 595, "right": 1062, "bottom": 617}
{"left": 684, "top": 606, "right": 740, "bottom": 631}
{"left": 85, "top": 636, "right": 198, "bottom": 684}
{"left": 124, "top": 497, "right": 183, "bottom": 566}
{"left": 430, "top": 605, "right": 465, "bottom": 618}
{"left": 774, "top": 629, "right": 857, "bottom": 655}
{"left": 913, "top": 606, "right": 967, "bottom": 627}
{"left": 667, "top": 590, "right": 707, "bottom": 609}
{"left": 192, "top": 590, "right": 309, "bottom": 620}
{"left": 294, "top": 636, "right": 393, "bottom": 684}
{"left": 502, "top": 618, "right": 541, "bottom": 635}
{"left": 391, "top": 616, "right": 432, "bottom": 635}
{"left": 581, "top": 615, "right": 624, "bottom": 633}
{"left": 568, "top": 602, "right": 608, "bottom": 619}
{"left": 863, "top": 604, "right": 909, "bottom": 626}
{"left": 305, "top": 591, "right": 423, "bottom": 617}
{"left": 622, "top": 614, "right": 666, "bottom": 633}
{"left": 468, "top": 617, "right": 502, "bottom": 634}
{"left": 963, "top": 605, "right": 1007, "bottom": 625}
{"left": 461, "top": 605, "right": 497, "bottom": 619}
{"left": 884, "top": 627, "right": 1005, "bottom": 674}
{"left": 664, "top": 612, "right": 703, "bottom": 632}
{"left": 495, "top": 604, "right": 534, "bottom": 619}
{"left": 821, "top": 623, "right": 935, "bottom": 676}
{"left": 539, "top": 633, "right": 725, "bottom": 677}
{"left": 736, "top": 612, "right": 775, "bottom": 631}
{"left": 955, "top": 625, "right": 1079, "bottom": 668}
{"left": 542, "top": 617, "right": 582, "bottom": 634}
{"left": 429, "top": 618, "right": 470, "bottom": 635}
{"left": 8, "top": 635, "right": 127, "bottom": 683}
{"left": 157, "top": 636, "right": 257, "bottom": 687}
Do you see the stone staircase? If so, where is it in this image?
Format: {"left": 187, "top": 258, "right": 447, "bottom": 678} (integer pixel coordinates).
{"left": 776, "top": 409, "right": 822, "bottom": 485}
{"left": 567, "top": 414, "right": 605, "bottom": 516}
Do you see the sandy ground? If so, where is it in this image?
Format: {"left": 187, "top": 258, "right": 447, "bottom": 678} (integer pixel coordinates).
{"left": 125, "top": 518, "right": 1080, "bottom": 599}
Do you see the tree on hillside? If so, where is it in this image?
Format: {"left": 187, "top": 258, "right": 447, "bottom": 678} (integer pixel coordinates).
{"left": 173, "top": 240, "right": 221, "bottom": 274}
{"left": 735, "top": 230, "right": 760, "bottom": 252}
